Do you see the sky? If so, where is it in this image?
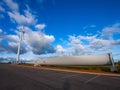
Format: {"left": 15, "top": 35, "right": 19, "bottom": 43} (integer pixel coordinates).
{"left": 0, "top": 0, "right": 120, "bottom": 62}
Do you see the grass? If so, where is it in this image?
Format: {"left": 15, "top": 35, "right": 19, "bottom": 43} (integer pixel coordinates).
{"left": 18, "top": 63, "right": 34, "bottom": 66}
{"left": 40, "top": 65, "right": 112, "bottom": 72}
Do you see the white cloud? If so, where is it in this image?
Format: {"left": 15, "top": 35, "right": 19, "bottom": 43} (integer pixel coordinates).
{"left": 101, "top": 23, "right": 120, "bottom": 39}
{"left": 4, "top": 0, "right": 18, "bottom": 11}
{"left": 8, "top": 10, "right": 37, "bottom": 25}
{"left": 68, "top": 35, "right": 91, "bottom": 55}
{"left": 56, "top": 45, "right": 65, "bottom": 53}
{"left": 0, "top": 33, "right": 27, "bottom": 54}
{"left": 0, "top": 26, "right": 55, "bottom": 55}
{"left": 69, "top": 35, "right": 81, "bottom": 44}
{"left": 5, "top": 0, "right": 37, "bottom": 25}
{"left": 83, "top": 24, "right": 96, "bottom": 29}
{"left": 112, "top": 39, "right": 120, "bottom": 45}
{"left": 89, "top": 38, "right": 111, "bottom": 51}
{"left": 7, "top": 35, "right": 19, "bottom": 41}
{"left": 8, "top": 42, "right": 18, "bottom": 47}
{"left": 49, "top": 23, "right": 120, "bottom": 57}
{"left": 35, "top": 24, "right": 46, "bottom": 30}
{"left": 58, "top": 34, "right": 117, "bottom": 56}
{"left": 18, "top": 26, "right": 55, "bottom": 54}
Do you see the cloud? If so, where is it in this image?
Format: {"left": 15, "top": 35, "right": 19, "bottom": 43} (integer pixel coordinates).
{"left": 0, "top": 34, "right": 27, "bottom": 54}
{"left": 4, "top": 0, "right": 37, "bottom": 25}
{"left": 8, "top": 10, "right": 37, "bottom": 25}
{"left": 0, "top": 57, "right": 15, "bottom": 63}
{"left": 59, "top": 21, "right": 120, "bottom": 56}
{"left": 0, "top": 26, "right": 56, "bottom": 55}
{"left": 89, "top": 38, "right": 111, "bottom": 51}
{"left": 101, "top": 23, "right": 120, "bottom": 39}
{"left": 23, "top": 27, "right": 55, "bottom": 54}
{"left": 35, "top": 24, "right": 46, "bottom": 30}
{"left": 4, "top": 0, "right": 18, "bottom": 11}
{"left": 112, "top": 40, "right": 120, "bottom": 45}
{"left": 83, "top": 24, "right": 96, "bottom": 30}
{"left": 56, "top": 45, "right": 65, "bottom": 53}
{"left": 68, "top": 35, "right": 92, "bottom": 55}
{"left": 58, "top": 34, "right": 117, "bottom": 56}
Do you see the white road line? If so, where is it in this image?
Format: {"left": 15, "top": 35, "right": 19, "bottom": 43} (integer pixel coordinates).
{"left": 84, "top": 75, "right": 100, "bottom": 84}
{"left": 62, "top": 74, "right": 81, "bottom": 79}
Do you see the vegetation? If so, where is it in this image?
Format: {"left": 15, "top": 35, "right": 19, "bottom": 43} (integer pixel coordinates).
{"left": 18, "top": 63, "right": 34, "bottom": 66}
{"left": 41, "top": 65, "right": 112, "bottom": 72}
{"left": 8, "top": 61, "right": 12, "bottom": 64}
{"left": 116, "top": 61, "right": 120, "bottom": 72}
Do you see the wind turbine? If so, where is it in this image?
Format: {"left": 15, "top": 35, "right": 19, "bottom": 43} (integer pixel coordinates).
{"left": 16, "top": 27, "right": 25, "bottom": 63}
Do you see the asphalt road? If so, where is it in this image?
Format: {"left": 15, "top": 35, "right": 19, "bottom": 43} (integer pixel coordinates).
{"left": 0, "top": 64, "right": 120, "bottom": 90}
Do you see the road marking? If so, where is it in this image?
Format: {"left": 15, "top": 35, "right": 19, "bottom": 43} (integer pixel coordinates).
{"left": 84, "top": 75, "right": 100, "bottom": 84}
{"left": 62, "top": 74, "right": 81, "bottom": 79}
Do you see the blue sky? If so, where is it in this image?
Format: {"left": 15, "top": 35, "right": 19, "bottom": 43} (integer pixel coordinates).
{"left": 0, "top": 0, "right": 120, "bottom": 62}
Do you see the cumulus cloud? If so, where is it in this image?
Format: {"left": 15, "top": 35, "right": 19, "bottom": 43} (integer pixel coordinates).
{"left": 8, "top": 10, "right": 37, "bottom": 25}
{"left": 23, "top": 27, "right": 55, "bottom": 54}
{"left": 101, "top": 23, "right": 120, "bottom": 39}
{"left": 56, "top": 45, "right": 65, "bottom": 53}
{"left": 33, "top": 22, "right": 120, "bottom": 57}
{"left": 35, "top": 24, "right": 46, "bottom": 30}
{"left": 112, "top": 40, "right": 120, "bottom": 45}
{"left": 4, "top": 0, "right": 37, "bottom": 25}
{"left": 58, "top": 34, "right": 117, "bottom": 56}
{"left": 0, "top": 34, "right": 27, "bottom": 54}
{"left": 89, "top": 38, "right": 111, "bottom": 51}
{"left": 0, "top": 0, "right": 55, "bottom": 56}
{"left": 0, "top": 26, "right": 56, "bottom": 55}
{"left": 0, "top": 57, "right": 15, "bottom": 63}
{"left": 4, "top": 0, "right": 18, "bottom": 11}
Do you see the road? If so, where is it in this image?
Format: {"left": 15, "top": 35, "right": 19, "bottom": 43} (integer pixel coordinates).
{"left": 0, "top": 64, "right": 120, "bottom": 90}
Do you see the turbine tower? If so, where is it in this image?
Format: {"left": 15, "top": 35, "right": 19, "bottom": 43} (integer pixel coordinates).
{"left": 16, "top": 28, "right": 24, "bottom": 63}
